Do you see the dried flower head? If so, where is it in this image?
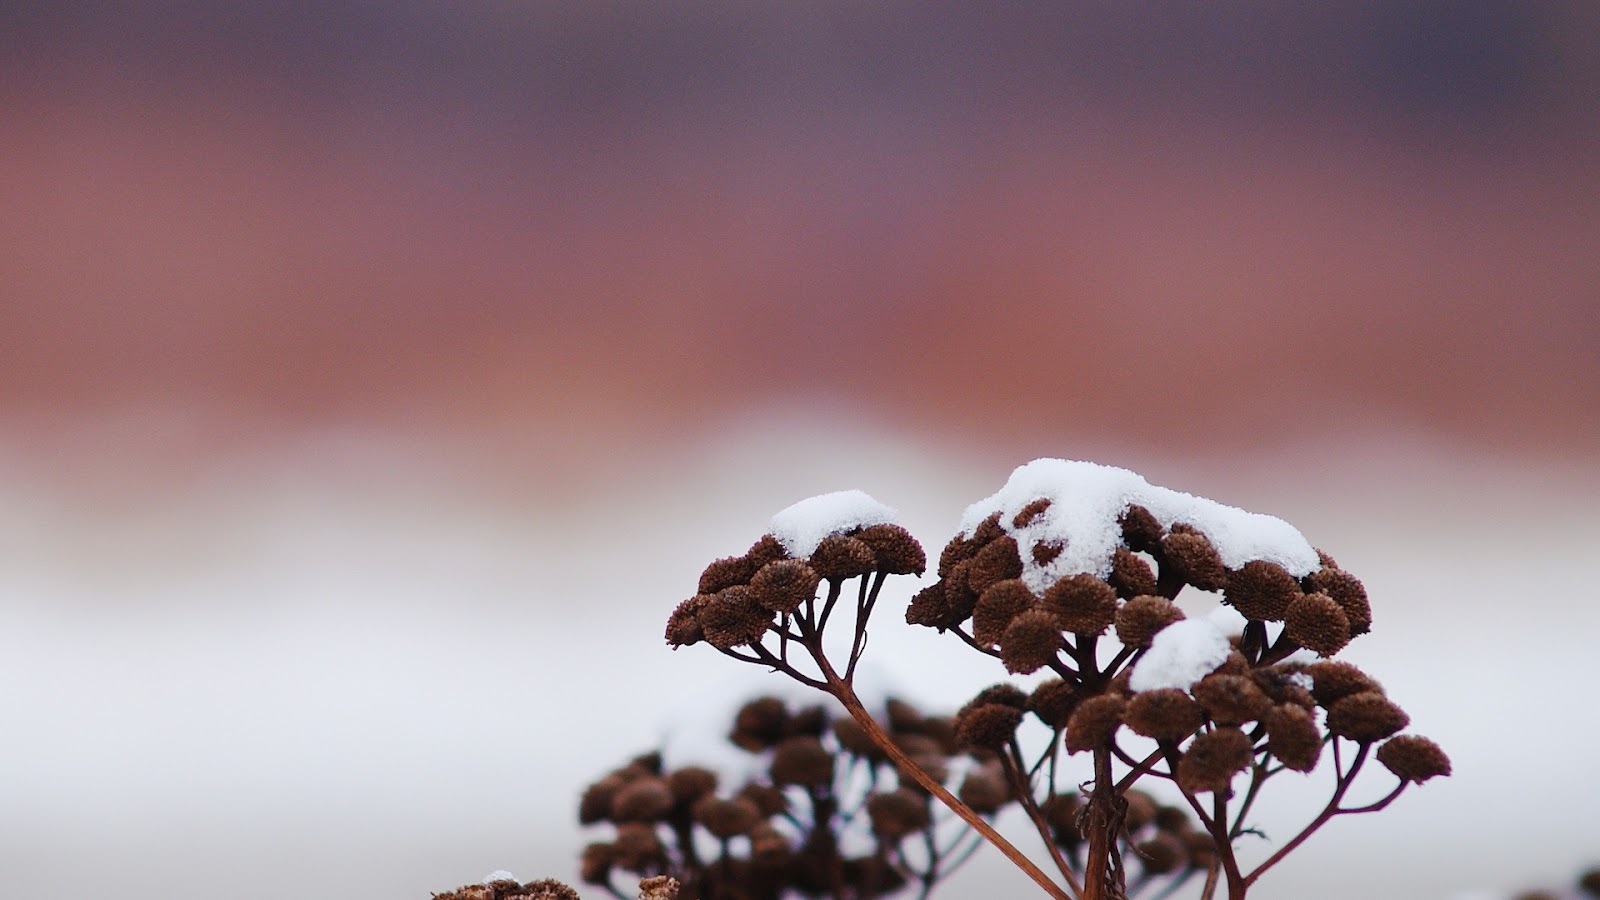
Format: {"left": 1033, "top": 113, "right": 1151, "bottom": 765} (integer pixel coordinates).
{"left": 1042, "top": 574, "right": 1119, "bottom": 636}
{"left": 664, "top": 595, "right": 709, "bottom": 648}
{"left": 748, "top": 559, "right": 820, "bottom": 614}
{"left": 904, "top": 581, "right": 960, "bottom": 630}
{"left": 1161, "top": 530, "right": 1227, "bottom": 592}
{"left": 692, "top": 795, "right": 762, "bottom": 839}
{"left": 731, "top": 697, "right": 790, "bottom": 751}
{"left": 611, "top": 822, "right": 666, "bottom": 872}
{"left": 1120, "top": 504, "right": 1165, "bottom": 553}
{"left": 1306, "top": 566, "right": 1372, "bottom": 635}
{"left": 666, "top": 767, "right": 718, "bottom": 806}
{"left": 854, "top": 523, "right": 927, "bottom": 575}
{"left": 967, "top": 535, "right": 1025, "bottom": 594}
{"left": 1065, "top": 694, "right": 1125, "bottom": 753}
{"left": 1177, "top": 727, "right": 1254, "bottom": 794}
{"left": 1303, "top": 660, "right": 1384, "bottom": 708}
{"left": 1284, "top": 592, "right": 1352, "bottom": 656}
{"left": 1376, "top": 735, "right": 1452, "bottom": 783}
{"left": 699, "top": 586, "right": 771, "bottom": 650}
{"left": 769, "top": 735, "right": 835, "bottom": 787}
{"left": 1325, "top": 692, "right": 1410, "bottom": 743}
{"left": 747, "top": 821, "right": 791, "bottom": 860}
{"left": 1115, "top": 594, "right": 1186, "bottom": 647}
{"left": 1042, "top": 792, "right": 1084, "bottom": 845}
{"left": 737, "top": 783, "right": 788, "bottom": 818}
{"left": 1124, "top": 688, "right": 1206, "bottom": 741}
{"left": 832, "top": 716, "right": 882, "bottom": 760}
{"left": 938, "top": 533, "right": 981, "bottom": 578}
{"left": 1135, "top": 832, "right": 1188, "bottom": 875}
{"left": 808, "top": 534, "right": 878, "bottom": 580}
{"left": 1123, "top": 789, "right": 1158, "bottom": 831}
{"left": 1263, "top": 703, "right": 1322, "bottom": 772}
{"left": 698, "top": 556, "right": 757, "bottom": 595}
{"left": 954, "top": 701, "right": 1025, "bottom": 750}
{"left": 580, "top": 773, "right": 627, "bottom": 825}
{"left": 1109, "top": 547, "right": 1160, "bottom": 598}
{"left": 579, "top": 842, "right": 613, "bottom": 885}
{"left": 1028, "top": 678, "right": 1079, "bottom": 729}
{"left": 958, "top": 760, "right": 1012, "bottom": 814}
{"left": 636, "top": 875, "right": 681, "bottom": 900}
{"left": 866, "top": 788, "right": 932, "bottom": 840}
{"left": 1192, "top": 674, "right": 1273, "bottom": 726}
{"left": 971, "top": 682, "right": 1030, "bottom": 709}
{"left": 971, "top": 579, "right": 1036, "bottom": 646}
{"left": 611, "top": 777, "right": 674, "bottom": 823}
{"left": 999, "top": 608, "right": 1063, "bottom": 674}
{"left": 1253, "top": 666, "right": 1317, "bottom": 710}
{"left": 1224, "top": 560, "right": 1301, "bottom": 621}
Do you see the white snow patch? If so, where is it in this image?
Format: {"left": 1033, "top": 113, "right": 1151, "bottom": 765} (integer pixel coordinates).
{"left": 482, "top": 870, "right": 519, "bottom": 883}
{"left": 1129, "top": 619, "right": 1232, "bottom": 692}
{"left": 958, "top": 459, "right": 1319, "bottom": 593}
{"left": 768, "top": 490, "right": 901, "bottom": 558}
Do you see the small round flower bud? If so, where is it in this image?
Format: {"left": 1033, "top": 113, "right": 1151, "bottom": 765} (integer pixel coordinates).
{"left": 1303, "top": 660, "right": 1383, "bottom": 708}
{"left": 1115, "top": 595, "right": 1185, "bottom": 647}
{"left": 692, "top": 795, "right": 762, "bottom": 839}
{"left": 958, "top": 761, "right": 1012, "bottom": 814}
{"left": 967, "top": 536, "right": 1024, "bottom": 594}
{"left": 1263, "top": 704, "right": 1322, "bottom": 772}
{"left": 1376, "top": 735, "right": 1451, "bottom": 783}
{"left": 1120, "top": 504, "right": 1164, "bottom": 553}
{"left": 941, "top": 565, "right": 981, "bottom": 622}
{"left": 809, "top": 534, "right": 877, "bottom": 580}
{"left": 699, "top": 586, "right": 771, "bottom": 650}
{"left": 579, "top": 773, "right": 626, "bottom": 824}
{"left": 938, "top": 533, "right": 980, "bottom": 578}
{"left": 970, "top": 512, "right": 1005, "bottom": 545}
{"left": 1306, "top": 566, "right": 1371, "bottom": 635}
{"left": 1124, "top": 688, "right": 1206, "bottom": 741}
{"left": 769, "top": 735, "right": 835, "bottom": 787}
{"left": 1000, "top": 608, "right": 1063, "bottom": 674}
{"left": 611, "top": 777, "right": 674, "bottom": 822}
{"left": 665, "top": 595, "right": 709, "bottom": 647}
{"left": 856, "top": 523, "right": 927, "bottom": 575}
{"left": 1177, "top": 727, "right": 1254, "bottom": 794}
{"left": 1028, "top": 678, "right": 1079, "bottom": 729}
{"left": 954, "top": 702, "right": 1024, "bottom": 750}
{"left": 1153, "top": 804, "right": 1191, "bottom": 834}
{"left": 1224, "top": 561, "right": 1301, "bottom": 621}
{"left": 1212, "top": 650, "right": 1251, "bottom": 676}
{"left": 1012, "top": 497, "right": 1053, "bottom": 528}
{"left": 1192, "top": 674, "right": 1272, "bottom": 726}
{"left": 611, "top": 822, "right": 666, "bottom": 873}
{"left": 1253, "top": 666, "right": 1316, "bottom": 710}
{"left": 971, "top": 683, "right": 1030, "bottom": 709}
{"left": 524, "top": 879, "right": 581, "bottom": 900}
{"left": 738, "top": 782, "right": 788, "bottom": 817}
{"left": 1135, "top": 833, "right": 1187, "bottom": 875}
{"left": 1042, "top": 574, "right": 1118, "bottom": 636}
{"left": 1065, "top": 694, "right": 1125, "bottom": 753}
{"left": 1284, "top": 592, "right": 1351, "bottom": 656}
{"left": 1326, "top": 691, "right": 1410, "bottom": 743}
{"left": 972, "top": 579, "right": 1036, "bottom": 647}
{"left": 866, "top": 788, "right": 931, "bottom": 841}
{"left": 746, "top": 533, "right": 789, "bottom": 566}
{"left": 731, "top": 697, "right": 790, "bottom": 751}
{"left": 787, "top": 705, "right": 827, "bottom": 738}
{"left": 748, "top": 559, "right": 820, "bottom": 614}
{"left": 666, "top": 767, "right": 718, "bottom": 806}
{"left": 1042, "top": 792, "right": 1084, "bottom": 845}
{"left": 1109, "top": 547, "right": 1160, "bottom": 598}
{"left": 1161, "top": 530, "right": 1227, "bottom": 592}
{"left": 699, "top": 555, "right": 757, "bottom": 595}
{"left": 579, "top": 842, "right": 613, "bottom": 885}
{"left": 905, "top": 581, "right": 958, "bottom": 629}
{"left": 884, "top": 698, "right": 925, "bottom": 734}
{"left": 1123, "top": 789, "right": 1158, "bottom": 831}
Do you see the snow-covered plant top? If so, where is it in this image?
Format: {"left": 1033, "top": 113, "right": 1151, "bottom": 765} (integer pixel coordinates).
{"left": 768, "top": 489, "right": 901, "bottom": 558}
{"left": 1126, "top": 618, "right": 1233, "bottom": 692}
{"left": 959, "top": 459, "right": 1319, "bottom": 593}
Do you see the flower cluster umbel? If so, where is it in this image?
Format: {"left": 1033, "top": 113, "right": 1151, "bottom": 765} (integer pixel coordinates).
{"left": 663, "top": 462, "right": 1449, "bottom": 900}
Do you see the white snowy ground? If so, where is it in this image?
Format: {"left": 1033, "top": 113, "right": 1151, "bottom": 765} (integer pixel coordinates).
{"left": 0, "top": 420, "right": 1595, "bottom": 900}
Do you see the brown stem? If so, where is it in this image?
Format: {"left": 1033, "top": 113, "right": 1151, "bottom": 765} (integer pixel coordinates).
{"left": 1244, "top": 743, "right": 1370, "bottom": 888}
{"left": 1003, "top": 740, "right": 1086, "bottom": 896}
{"left": 1081, "top": 747, "right": 1121, "bottom": 899}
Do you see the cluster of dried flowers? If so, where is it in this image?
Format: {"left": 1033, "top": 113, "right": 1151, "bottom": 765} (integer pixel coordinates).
{"left": 577, "top": 695, "right": 1006, "bottom": 900}
{"left": 660, "top": 462, "right": 1450, "bottom": 899}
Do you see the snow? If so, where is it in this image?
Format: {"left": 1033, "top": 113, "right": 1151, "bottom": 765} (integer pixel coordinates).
{"left": 482, "top": 871, "right": 519, "bottom": 883}
{"left": 1128, "top": 618, "right": 1232, "bottom": 692}
{"left": 958, "top": 459, "right": 1320, "bottom": 593}
{"left": 768, "top": 489, "right": 901, "bottom": 558}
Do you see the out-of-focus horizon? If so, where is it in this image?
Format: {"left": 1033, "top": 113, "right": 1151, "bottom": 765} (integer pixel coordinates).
{"left": 2, "top": 4, "right": 1598, "bottom": 900}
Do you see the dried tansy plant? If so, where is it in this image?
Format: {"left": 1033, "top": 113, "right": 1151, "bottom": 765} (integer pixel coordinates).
{"left": 663, "top": 460, "right": 1449, "bottom": 899}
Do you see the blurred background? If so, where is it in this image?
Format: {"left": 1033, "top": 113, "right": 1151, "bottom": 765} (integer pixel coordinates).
{"left": 1, "top": 2, "right": 1597, "bottom": 898}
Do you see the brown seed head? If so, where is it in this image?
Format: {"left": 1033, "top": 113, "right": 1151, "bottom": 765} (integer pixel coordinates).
{"left": 808, "top": 534, "right": 877, "bottom": 580}
{"left": 1042, "top": 792, "right": 1084, "bottom": 845}
{"left": 692, "top": 795, "right": 762, "bottom": 839}
{"left": 1284, "top": 592, "right": 1352, "bottom": 656}
{"left": 522, "top": 880, "right": 581, "bottom": 900}
{"left": 938, "top": 533, "right": 980, "bottom": 578}
{"left": 1000, "top": 608, "right": 1063, "bottom": 674}
{"left": 665, "top": 595, "right": 709, "bottom": 648}
{"left": 1124, "top": 688, "right": 1206, "bottom": 741}
{"left": 1135, "top": 833, "right": 1187, "bottom": 875}
{"left": 1154, "top": 805, "right": 1191, "bottom": 834}
{"left": 738, "top": 782, "right": 788, "bottom": 817}
{"left": 866, "top": 788, "right": 932, "bottom": 841}
{"left": 731, "top": 697, "right": 790, "bottom": 751}
{"left": 1109, "top": 547, "right": 1160, "bottom": 598}
{"left": 1177, "top": 727, "right": 1254, "bottom": 794}
{"left": 958, "top": 760, "right": 1012, "bottom": 814}
{"left": 1376, "top": 735, "right": 1452, "bottom": 783}
{"left": 1065, "top": 694, "right": 1125, "bottom": 753}
{"left": 579, "top": 773, "right": 626, "bottom": 824}
{"left": 1263, "top": 704, "right": 1322, "bottom": 772}
{"left": 905, "top": 581, "right": 957, "bottom": 630}
{"left": 769, "top": 735, "right": 835, "bottom": 787}
{"left": 698, "top": 555, "right": 757, "bottom": 595}
{"left": 611, "top": 822, "right": 666, "bottom": 873}
{"left": 1028, "top": 678, "right": 1080, "bottom": 729}
{"left": 666, "top": 767, "right": 718, "bottom": 806}
{"left": 1192, "top": 674, "right": 1273, "bottom": 726}
{"left": 972, "top": 579, "right": 1036, "bottom": 646}
{"left": 1115, "top": 595, "right": 1186, "bottom": 647}
{"left": 1224, "top": 561, "right": 1301, "bottom": 621}
{"left": 1577, "top": 867, "right": 1600, "bottom": 897}
{"left": 884, "top": 698, "right": 925, "bottom": 734}
{"left": 1183, "top": 829, "right": 1218, "bottom": 868}
{"left": 922, "top": 715, "right": 959, "bottom": 754}
{"left": 832, "top": 716, "right": 883, "bottom": 760}
{"left": 699, "top": 587, "right": 771, "bottom": 650}
{"left": 1212, "top": 650, "right": 1251, "bottom": 676}
{"left": 1124, "top": 789, "right": 1158, "bottom": 832}
{"left": 1120, "top": 504, "right": 1165, "bottom": 553}
{"left": 636, "top": 876, "right": 680, "bottom": 900}
{"left": 971, "top": 682, "right": 1030, "bottom": 709}
{"left": 971, "top": 512, "right": 1005, "bottom": 544}
{"left": 748, "top": 560, "right": 820, "bottom": 614}
{"left": 1326, "top": 692, "right": 1410, "bottom": 743}
{"left": 1303, "top": 660, "right": 1384, "bottom": 707}
{"left": 611, "top": 777, "right": 674, "bottom": 822}
{"left": 1306, "top": 566, "right": 1372, "bottom": 635}
{"left": 954, "top": 702, "right": 1024, "bottom": 750}
{"left": 746, "top": 533, "right": 789, "bottom": 566}
{"left": 748, "top": 820, "right": 791, "bottom": 860}
{"left": 856, "top": 523, "right": 927, "bottom": 575}
{"left": 1042, "top": 573, "right": 1119, "bottom": 636}
{"left": 579, "top": 842, "right": 614, "bottom": 885}
{"left": 967, "top": 536, "right": 1024, "bottom": 594}
{"left": 1161, "top": 531, "right": 1228, "bottom": 591}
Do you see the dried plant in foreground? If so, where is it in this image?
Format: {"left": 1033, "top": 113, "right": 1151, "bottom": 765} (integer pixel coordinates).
{"left": 666, "top": 460, "right": 1449, "bottom": 899}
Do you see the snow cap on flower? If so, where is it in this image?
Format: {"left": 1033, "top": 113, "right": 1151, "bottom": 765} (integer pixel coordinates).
{"left": 1129, "top": 618, "right": 1232, "bottom": 692}
{"left": 768, "top": 490, "right": 901, "bottom": 558}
